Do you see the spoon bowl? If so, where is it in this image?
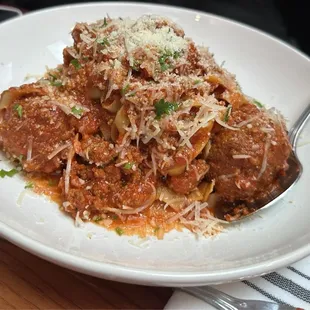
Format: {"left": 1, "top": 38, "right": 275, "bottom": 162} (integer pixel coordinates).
{"left": 215, "top": 104, "right": 310, "bottom": 222}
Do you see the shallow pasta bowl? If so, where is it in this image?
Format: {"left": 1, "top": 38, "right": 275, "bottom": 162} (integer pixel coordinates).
{"left": 0, "top": 2, "right": 310, "bottom": 287}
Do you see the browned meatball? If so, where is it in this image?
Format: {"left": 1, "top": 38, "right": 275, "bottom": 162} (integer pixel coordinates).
{"left": 0, "top": 85, "right": 74, "bottom": 173}
{"left": 207, "top": 102, "right": 291, "bottom": 202}
{"left": 168, "top": 159, "right": 209, "bottom": 194}
{"left": 69, "top": 104, "right": 110, "bottom": 135}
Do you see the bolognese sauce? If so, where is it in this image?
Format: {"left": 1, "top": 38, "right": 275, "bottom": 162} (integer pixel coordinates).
{"left": 0, "top": 15, "right": 291, "bottom": 237}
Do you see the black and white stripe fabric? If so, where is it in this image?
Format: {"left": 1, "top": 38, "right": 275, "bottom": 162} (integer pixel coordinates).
{"left": 165, "top": 256, "right": 310, "bottom": 309}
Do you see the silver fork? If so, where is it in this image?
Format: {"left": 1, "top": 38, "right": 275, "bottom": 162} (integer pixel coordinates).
{"left": 179, "top": 286, "right": 297, "bottom": 310}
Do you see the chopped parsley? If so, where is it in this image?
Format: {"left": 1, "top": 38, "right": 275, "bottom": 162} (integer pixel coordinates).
{"left": 155, "top": 99, "right": 178, "bottom": 119}
{"left": 48, "top": 73, "right": 58, "bottom": 80}
{"left": 13, "top": 104, "right": 23, "bottom": 118}
{"left": 220, "top": 60, "right": 226, "bottom": 67}
{"left": 159, "top": 55, "right": 169, "bottom": 71}
{"left": 115, "top": 227, "right": 124, "bottom": 236}
{"left": 97, "top": 37, "right": 110, "bottom": 47}
{"left": 112, "top": 215, "right": 118, "bottom": 220}
{"left": 132, "top": 60, "right": 140, "bottom": 71}
{"left": 70, "top": 59, "right": 81, "bottom": 70}
{"left": 48, "top": 179, "right": 57, "bottom": 186}
{"left": 50, "top": 80, "right": 62, "bottom": 87}
{"left": 224, "top": 105, "right": 232, "bottom": 123}
{"left": 101, "top": 17, "right": 108, "bottom": 27}
{"left": 93, "top": 215, "right": 102, "bottom": 222}
{"left": 173, "top": 51, "right": 181, "bottom": 59}
{"left": 121, "top": 84, "right": 130, "bottom": 96}
{"left": 18, "top": 154, "right": 24, "bottom": 162}
{"left": 253, "top": 99, "right": 264, "bottom": 108}
{"left": 71, "top": 106, "right": 83, "bottom": 117}
{"left": 127, "top": 92, "right": 136, "bottom": 97}
{"left": 0, "top": 168, "right": 18, "bottom": 178}
{"left": 194, "top": 79, "right": 202, "bottom": 85}
{"left": 123, "top": 162, "right": 134, "bottom": 170}
{"left": 158, "top": 50, "right": 181, "bottom": 71}
{"left": 154, "top": 226, "right": 160, "bottom": 233}
{"left": 24, "top": 182, "right": 34, "bottom": 189}
{"left": 48, "top": 73, "right": 62, "bottom": 87}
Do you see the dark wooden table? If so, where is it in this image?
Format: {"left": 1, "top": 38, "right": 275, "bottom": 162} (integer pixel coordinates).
{"left": 0, "top": 239, "right": 173, "bottom": 309}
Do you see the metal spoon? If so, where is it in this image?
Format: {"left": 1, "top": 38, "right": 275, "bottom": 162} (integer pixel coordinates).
{"left": 214, "top": 104, "right": 310, "bottom": 222}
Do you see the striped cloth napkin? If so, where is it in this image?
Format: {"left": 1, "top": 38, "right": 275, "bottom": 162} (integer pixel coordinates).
{"left": 165, "top": 256, "right": 310, "bottom": 309}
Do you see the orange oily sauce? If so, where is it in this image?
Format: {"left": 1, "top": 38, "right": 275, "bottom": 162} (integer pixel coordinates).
{"left": 27, "top": 174, "right": 184, "bottom": 238}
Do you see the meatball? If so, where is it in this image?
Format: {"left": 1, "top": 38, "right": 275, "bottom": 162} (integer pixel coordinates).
{"left": 207, "top": 102, "right": 291, "bottom": 202}
{"left": 0, "top": 85, "right": 74, "bottom": 173}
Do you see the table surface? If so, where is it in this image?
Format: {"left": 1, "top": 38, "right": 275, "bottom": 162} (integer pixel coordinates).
{"left": 0, "top": 239, "right": 173, "bottom": 309}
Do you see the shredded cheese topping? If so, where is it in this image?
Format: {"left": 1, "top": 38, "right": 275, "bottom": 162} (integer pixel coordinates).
{"left": 4, "top": 15, "right": 290, "bottom": 239}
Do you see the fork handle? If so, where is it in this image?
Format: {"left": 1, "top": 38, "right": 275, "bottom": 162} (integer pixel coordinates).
{"left": 179, "top": 287, "right": 296, "bottom": 310}
{"left": 179, "top": 287, "right": 238, "bottom": 310}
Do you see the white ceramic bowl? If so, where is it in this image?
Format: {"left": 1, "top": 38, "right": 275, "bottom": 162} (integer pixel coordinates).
{"left": 0, "top": 2, "right": 310, "bottom": 287}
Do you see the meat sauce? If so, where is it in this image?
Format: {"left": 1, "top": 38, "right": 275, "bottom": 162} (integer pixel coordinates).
{"left": 0, "top": 16, "right": 292, "bottom": 236}
{"left": 27, "top": 173, "right": 182, "bottom": 238}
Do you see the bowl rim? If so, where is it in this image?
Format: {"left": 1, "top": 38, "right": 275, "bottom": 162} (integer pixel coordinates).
{"left": 1, "top": 2, "right": 310, "bottom": 286}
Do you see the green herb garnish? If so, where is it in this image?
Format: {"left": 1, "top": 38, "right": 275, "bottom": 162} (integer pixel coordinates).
{"left": 158, "top": 50, "right": 181, "bottom": 71}
{"left": 123, "top": 162, "right": 133, "bottom": 170}
{"left": 70, "top": 59, "right": 81, "bottom": 70}
{"left": 71, "top": 106, "right": 83, "bottom": 117}
{"left": 115, "top": 227, "right": 124, "bottom": 236}
{"left": 112, "top": 215, "right": 118, "bottom": 220}
{"left": 93, "top": 215, "right": 102, "bottom": 222}
{"left": 121, "top": 84, "right": 130, "bottom": 96}
{"left": 224, "top": 105, "right": 232, "bottom": 123}
{"left": 24, "top": 182, "right": 34, "bottom": 189}
{"left": 194, "top": 79, "right": 202, "bottom": 85}
{"left": 13, "top": 104, "right": 23, "bottom": 118}
{"left": 127, "top": 92, "right": 136, "bottom": 97}
{"left": 51, "top": 80, "right": 62, "bottom": 87}
{"left": 253, "top": 99, "right": 264, "bottom": 108}
{"left": 48, "top": 73, "right": 62, "bottom": 87}
{"left": 97, "top": 37, "right": 110, "bottom": 47}
{"left": 48, "top": 73, "right": 58, "bottom": 80}
{"left": 18, "top": 155, "right": 24, "bottom": 162}
{"left": 0, "top": 168, "right": 18, "bottom": 178}
{"left": 154, "top": 226, "right": 160, "bottom": 233}
{"left": 173, "top": 51, "right": 181, "bottom": 59}
{"left": 155, "top": 99, "right": 178, "bottom": 119}
{"left": 132, "top": 60, "right": 140, "bottom": 71}
{"left": 48, "top": 179, "right": 57, "bottom": 186}
{"left": 159, "top": 55, "right": 169, "bottom": 71}
{"left": 101, "top": 17, "right": 108, "bottom": 27}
